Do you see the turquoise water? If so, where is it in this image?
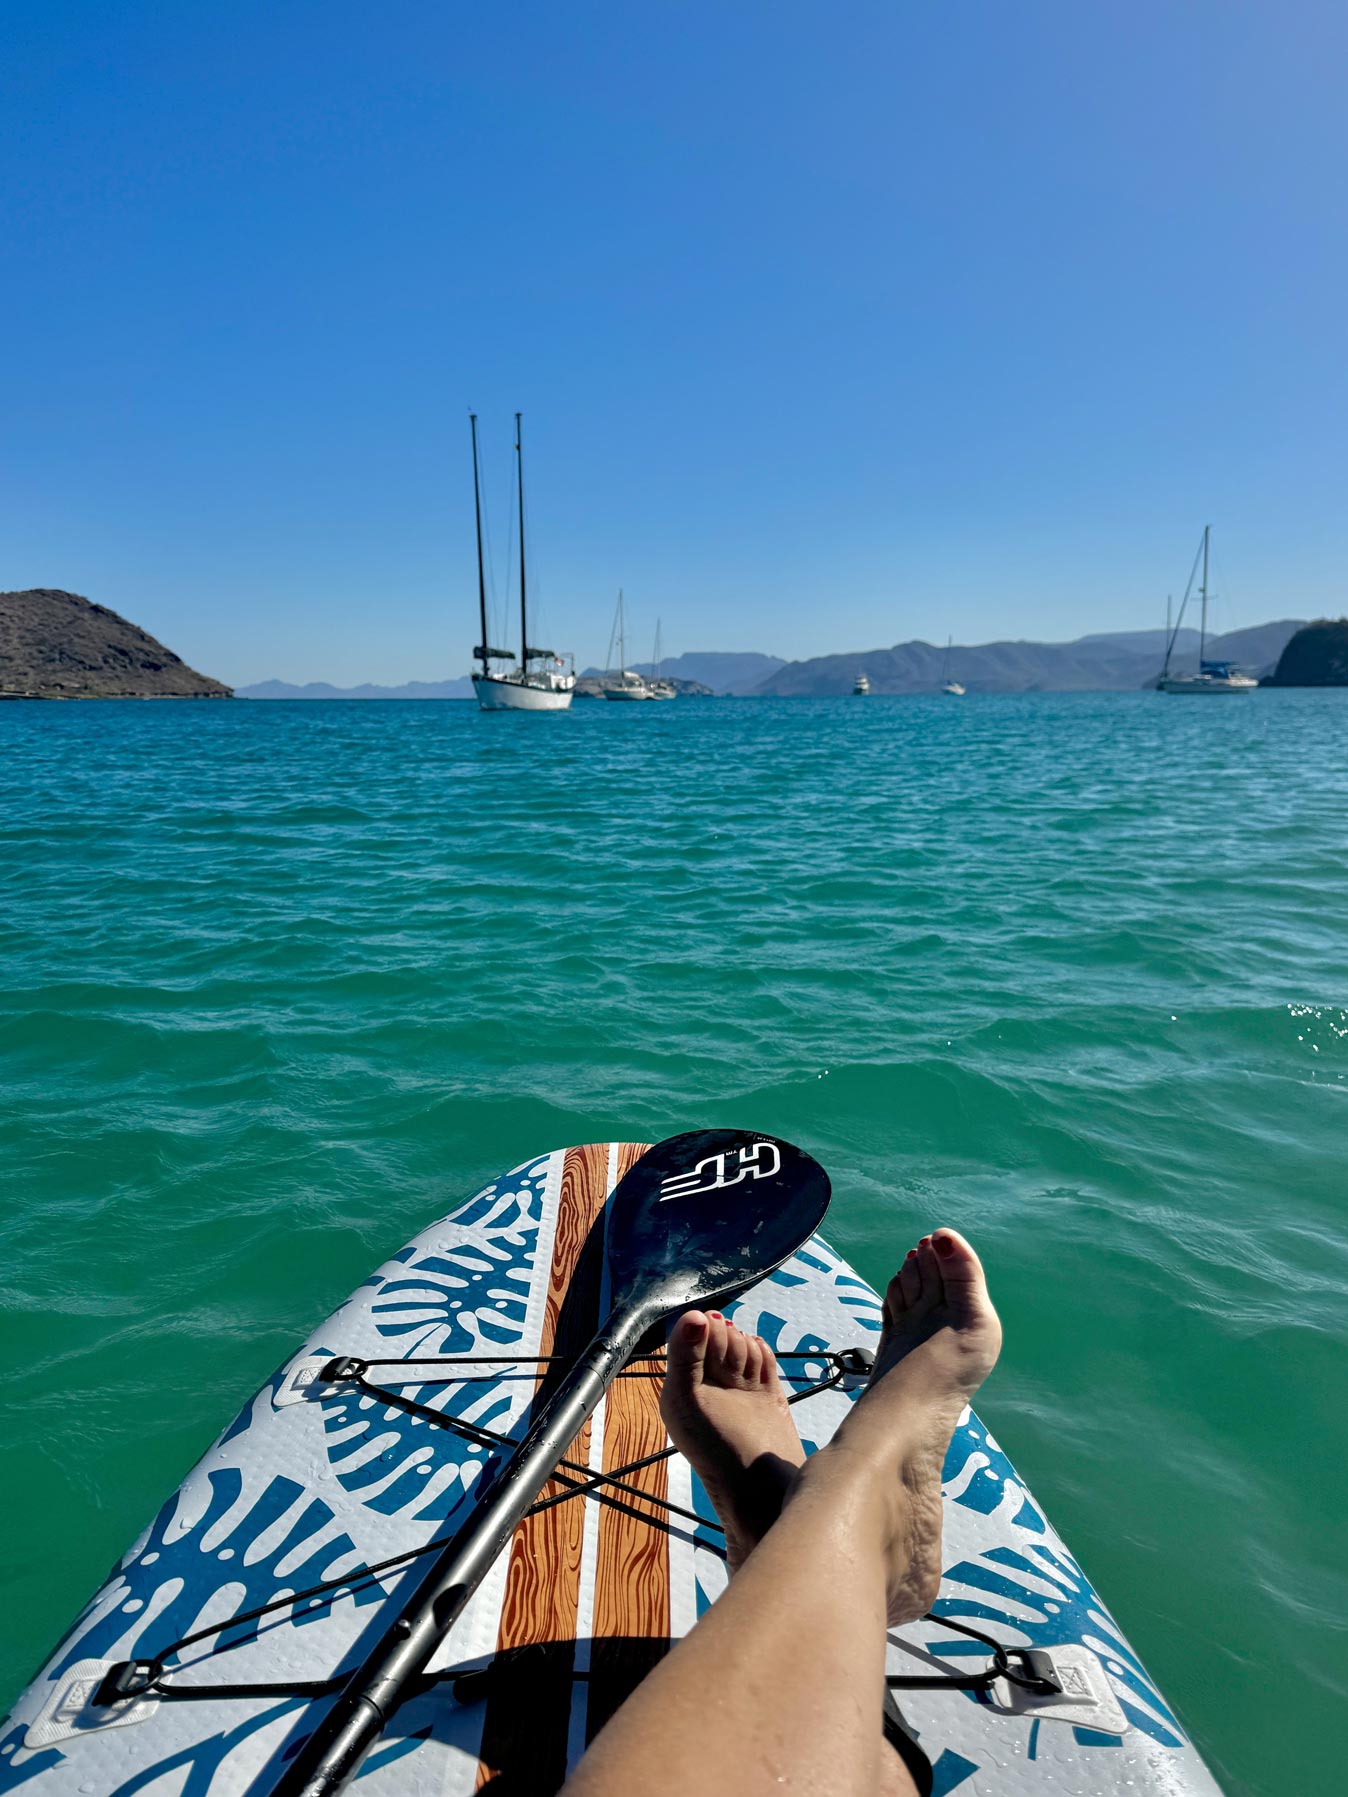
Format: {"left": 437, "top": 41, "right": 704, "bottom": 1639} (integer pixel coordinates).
{"left": 2, "top": 693, "right": 1344, "bottom": 1794}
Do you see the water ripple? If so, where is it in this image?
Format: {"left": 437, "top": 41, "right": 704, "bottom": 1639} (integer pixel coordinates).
{"left": 1, "top": 691, "right": 1344, "bottom": 1796}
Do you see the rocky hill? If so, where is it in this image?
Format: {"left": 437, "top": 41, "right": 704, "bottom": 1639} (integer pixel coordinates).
{"left": 1263, "top": 619, "right": 1348, "bottom": 686}
{"left": 0, "top": 589, "right": 230, "bottom": 699}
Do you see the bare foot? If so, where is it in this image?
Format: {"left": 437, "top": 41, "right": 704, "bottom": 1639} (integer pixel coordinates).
{"left": 805, "top": 1227, "right": 1001, "bottom": 1624}
{"left": 659, "top": 1310, "right": 806, "bottom": 1572}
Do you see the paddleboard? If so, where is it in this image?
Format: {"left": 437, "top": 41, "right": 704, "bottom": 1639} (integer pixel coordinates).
{"left": 0, "top": 1142, "right": 1222, "bottom": 1795}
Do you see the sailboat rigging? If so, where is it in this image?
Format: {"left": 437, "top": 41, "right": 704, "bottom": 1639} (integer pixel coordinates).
{"left": 647, "top": 619, "right": 676, "bottom": 699}
{"left": 941, "top": 636, "right": 965, "bottom": 696}
{"left": 603, "top": 591, "right": 655, "bottom": 700}
{"left": 1157, "top": 526, "right": 1255, "bottom": 694}
{"left": 470, "top": 413, "right": 576, "bottom": 712}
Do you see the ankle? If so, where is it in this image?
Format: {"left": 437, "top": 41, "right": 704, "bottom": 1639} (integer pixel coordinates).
{"left": 787, "top": 1442, "right": 896, "bottom": 1540}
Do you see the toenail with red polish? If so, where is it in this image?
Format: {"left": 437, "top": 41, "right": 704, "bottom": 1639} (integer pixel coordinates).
{"left": 935, "top": 1234, "right": 955, "bottom": 1257}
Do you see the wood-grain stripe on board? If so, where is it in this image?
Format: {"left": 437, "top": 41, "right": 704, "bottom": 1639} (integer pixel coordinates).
{"left": 586, "top": 1140, "right": 670, "bottom": 1742}
{"left": 475, "top": 1142, "right": 611, "bottom": 1794}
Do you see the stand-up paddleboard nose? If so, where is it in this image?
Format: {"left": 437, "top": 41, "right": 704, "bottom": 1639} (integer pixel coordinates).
{"left": 270, "top": 1129, "right": 831, "bottom": 1797}
{"left": 605, "top": 1129, "right": 831, "bottom": 1315}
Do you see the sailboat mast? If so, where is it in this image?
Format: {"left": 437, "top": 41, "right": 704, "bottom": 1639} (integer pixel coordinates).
{"left": 516, "top": 412, "right": 528, "bottom": 669}
{"left": 618, "top": 589, "right": 625, "bottom": 673}
{"left": 470, "top": 414, "right": 489, "bottom": 678}
{"left": 1199, "top": 524, "right": 1210, "bottom": 667}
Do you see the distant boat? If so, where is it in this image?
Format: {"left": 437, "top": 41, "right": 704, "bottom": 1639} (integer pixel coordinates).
{"left": 603, "top": 591, "right": 655, "bottom": 700}
{"left": 1158, "top": 526, "right": 1257, "bottom": 695}
{"left": 852, "top": 671, "right": 871, "bottom": 695}
{"left": 469, "top": 414, "right": 576, "bottom": 711}
{"left": 940, "top": 637, "right": 965, "bottom": 696}
{"left": 647, "top": 619, "right": 677, "bottom": 699}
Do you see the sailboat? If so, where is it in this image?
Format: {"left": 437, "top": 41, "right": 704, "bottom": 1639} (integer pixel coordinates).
{"left": 647, "top": 619, "right": 677, "bottom": 699}
{"left": 1157, "top": 526, "right": 1256, "bottom": 695}
{"left": 940, "top": 637, "right": 965, "bottom": 696}
{"left": 603, "top": 591, "right": 655, "bottom": 700}
{"left": 469, "top": 413, "right": 576, "bottom": 712}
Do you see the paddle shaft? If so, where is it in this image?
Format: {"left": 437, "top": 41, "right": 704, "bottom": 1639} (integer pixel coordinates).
{"left": 272, "top": 1299, "right": 656, "bottom": 1797}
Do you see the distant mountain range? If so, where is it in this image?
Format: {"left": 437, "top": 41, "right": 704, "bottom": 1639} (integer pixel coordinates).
{"left": 579, "top": 652, "right": 787, "bottom": 695}
{"left": 239, "top": 652, "right": 784, "bottom": 700}
{"left": 753, "top": 620, "right": 1303, "bottom": 696}
{"left": 239, "top": 676, "right": 477, "bottom": 700}
{"left": 239, "top": 624, "right": 1304, "bottom": 700}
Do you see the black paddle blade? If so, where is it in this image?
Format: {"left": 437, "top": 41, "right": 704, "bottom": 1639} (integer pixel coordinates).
{"left": 605, "top": 1129, "right": 830, "bottom": 1316}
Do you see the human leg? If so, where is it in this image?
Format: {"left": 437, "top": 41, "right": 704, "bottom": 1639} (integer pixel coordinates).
{"left": 561, "top": 1229, "right": 1000, "bottom": 1797}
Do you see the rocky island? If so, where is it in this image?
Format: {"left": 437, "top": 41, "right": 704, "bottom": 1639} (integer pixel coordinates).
{"left": 0, "top": 588, "right": 231, "bottom": 699}
{"left": 1263, "top": 619, "right": 1348, "bottom": 686}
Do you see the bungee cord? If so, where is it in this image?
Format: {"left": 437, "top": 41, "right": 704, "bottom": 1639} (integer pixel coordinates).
{"left": 95, "top": 1345, "right": 1058, "bottom": 1710}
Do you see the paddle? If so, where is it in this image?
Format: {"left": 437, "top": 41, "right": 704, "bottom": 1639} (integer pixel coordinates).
{"left": 273, "top": 1129, "right": 830, "bottom": 1797}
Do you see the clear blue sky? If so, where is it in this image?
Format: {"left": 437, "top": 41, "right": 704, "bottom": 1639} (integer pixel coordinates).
{"left": 4, "top": 1, "right": 1344, "bottom": 686}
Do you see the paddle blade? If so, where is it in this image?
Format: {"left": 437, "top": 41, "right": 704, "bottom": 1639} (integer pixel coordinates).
{"left": 605, "top": 1129, "right": 830, "bottom": 1315}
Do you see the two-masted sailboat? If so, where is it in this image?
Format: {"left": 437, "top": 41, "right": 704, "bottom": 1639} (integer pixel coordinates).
{"left": 1157, "top": 526, "right": 1256, "bottom": 695}
{"left": 469, "top": 413, "right": 576, "bottom": 712}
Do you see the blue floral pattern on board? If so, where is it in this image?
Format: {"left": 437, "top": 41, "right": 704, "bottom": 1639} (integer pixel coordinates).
{"left": 319, "top": 1160, "right": 549, "bottom": 1521}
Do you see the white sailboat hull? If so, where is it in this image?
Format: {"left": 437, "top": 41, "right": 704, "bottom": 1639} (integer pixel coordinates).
{"left": 604, "top": 670, "right": 656, "bottom": 700}
{"left": 1158, "top": 674, "right": 1257, "bottom": 695}
{"left": 472, "top": 674, "right": 575, "bottom": 712}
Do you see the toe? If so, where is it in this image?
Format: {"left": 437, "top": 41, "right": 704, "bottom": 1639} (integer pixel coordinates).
{"left": 916, "top": 1235, "right": 942, "bottom": 1307}
{"left": 659, "top": 1312, "right": 710, "bottom": 1430}
{"left": 742, "top": 1332, "right": 765, "bottom": 1384}
{"left": 758, "top": 1338, "right": 786, "bottom": 1391}
{"left": 897, "top": 1246, "right": 922, "bottom": 1309}
{"left": 664, "top": 1311, "right": 709, "bottom": 1387}
{"left": 723, "top": 1320, "right": 751, "bottom": 1383}
{"left": 932, "top": 1228, "right": 985, "bottom": 1302}
{"left": 703, "top": 1311, "right": 730, "bottom": 1375}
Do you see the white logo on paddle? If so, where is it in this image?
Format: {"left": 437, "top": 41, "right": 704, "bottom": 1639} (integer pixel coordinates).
{"left": 658, "top": 1141, "right": 781, "bottom": 1202}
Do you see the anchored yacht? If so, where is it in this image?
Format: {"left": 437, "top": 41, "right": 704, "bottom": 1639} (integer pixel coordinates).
{"left": 1158, "top": 527, "right": 1256, "bottom": 695}
{"left": 647, "top": 619, "right": 677, "bottom": 699}
{"left": 603, "top": 591, "right": 656, "bottom": 700}
{"left": 469, "top": 414, "right": 575, "bottom": 712}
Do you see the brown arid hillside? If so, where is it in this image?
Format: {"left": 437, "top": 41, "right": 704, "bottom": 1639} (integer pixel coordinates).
{"left": 0, "top": 588, "right": 231, "bottom": 698}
